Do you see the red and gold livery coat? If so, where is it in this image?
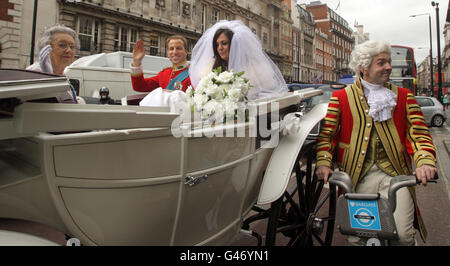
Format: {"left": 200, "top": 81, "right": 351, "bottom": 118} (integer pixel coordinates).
{"left": 316, "top": 79, "right": 436, "bottom": 241}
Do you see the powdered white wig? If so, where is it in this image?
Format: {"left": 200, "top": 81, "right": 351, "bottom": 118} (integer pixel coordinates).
{"left": 349, "top": 40, "right": 391, "bottom": 78}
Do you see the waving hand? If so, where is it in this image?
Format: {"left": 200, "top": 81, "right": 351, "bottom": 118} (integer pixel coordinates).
{"left": 132, "top": 39, "right": 146, "bottom": 67}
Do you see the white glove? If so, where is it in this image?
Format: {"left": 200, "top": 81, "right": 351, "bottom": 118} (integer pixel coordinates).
{"left": 39, "top": 45, "right": 53, "bottom": 74}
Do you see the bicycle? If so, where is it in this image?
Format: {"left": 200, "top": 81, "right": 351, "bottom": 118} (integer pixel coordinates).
{"left": 328, "top": 171, "right": 438, "bottom": 246}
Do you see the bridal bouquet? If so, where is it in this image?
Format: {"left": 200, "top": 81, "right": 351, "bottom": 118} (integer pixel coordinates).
{"left": 186, "top": 67, "right": 252, "bottom": 123}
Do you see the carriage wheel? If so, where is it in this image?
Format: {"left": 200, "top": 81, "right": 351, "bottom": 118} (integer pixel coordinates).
{"left": 265, "top": 141, "right": 336, "bottom": 246}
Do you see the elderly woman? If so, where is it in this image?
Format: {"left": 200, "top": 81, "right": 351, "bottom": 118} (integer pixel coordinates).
{"left": 27, "top": 24, "right": 80, "bottom": 75}
{"left": 27, "top": 24, "right": 80, "bottom": 102}
{"left": 189, "top": 20, "right": 288, "bottom": 100}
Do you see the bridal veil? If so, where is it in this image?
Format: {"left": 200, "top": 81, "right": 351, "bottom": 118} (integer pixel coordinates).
{"left": 189, "top": 20, "right": 288, "bottom": 100}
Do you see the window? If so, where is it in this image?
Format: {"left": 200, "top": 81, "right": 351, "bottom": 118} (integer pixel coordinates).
{"left": 417, "top": 98, "right": 434, "bottom": 107}
{"left": 263, "top": 32, "right": 268, "bottom": 44}
{"left": 292, "top": 32, "right": 298, "bottom": 63}
{"left": 212, "top": 8, "right": 219, "bottom": 25}
{"left": 201, "top": 3, "right": 207, "bottom": 32}
{"left": 155, "top": 0, "right": 165, "bottom": 9}
{"left": 114, "top": 25, "right": 138, "bottom": 52}
{"left": 77, "top": 16, "right": 100, "bottom": 52}
{"left": 130, "top": 28, "right": 138, "bottom": 51}
{"left": 182, "top": 2, "right": 191, "bottom": 17}
{"left": 119, "top": 27, "right": 128, "bottom": 51}
{"left": 149, "top": 34, "right": 159, "bottom": 56}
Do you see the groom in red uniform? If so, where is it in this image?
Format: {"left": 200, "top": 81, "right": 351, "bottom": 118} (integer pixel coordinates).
{"left": 130, "top": 35, "right": 191, "bottom": 92}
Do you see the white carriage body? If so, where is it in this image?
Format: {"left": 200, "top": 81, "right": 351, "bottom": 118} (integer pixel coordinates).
{"left": 0, "top": 68, "right": 326, "bottom": 245}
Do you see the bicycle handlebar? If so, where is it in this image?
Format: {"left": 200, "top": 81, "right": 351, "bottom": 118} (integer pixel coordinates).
{"left": 388, "top": 174, "right": 438, "bottom": 212}
{"left": 328, "top": 172, "right": 354, "bottom": 194}
{"left": 329, "top": 171, "right": 438, "bottom": 213}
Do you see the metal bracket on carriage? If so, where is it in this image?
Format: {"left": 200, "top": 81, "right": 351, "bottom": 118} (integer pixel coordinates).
{"left": 184, "top": 174, "right": 209, "bottom": 187}
{"left": 278, "top": 111, "right": 304, "bottom": 135}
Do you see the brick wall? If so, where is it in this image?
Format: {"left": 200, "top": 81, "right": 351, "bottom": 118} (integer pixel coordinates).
{"left": 0, "top": 0, "right": 22, "bottom": 68}
{"left": 0, "top": 0, "right": 14, "bottom": 22}
{"left": 306, "top": 4, "right": 327, "bottom": 20}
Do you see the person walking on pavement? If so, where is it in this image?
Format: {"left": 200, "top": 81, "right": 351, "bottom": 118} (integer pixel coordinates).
{"left": 315, "top": 40, "right": 437, "bottom": 246}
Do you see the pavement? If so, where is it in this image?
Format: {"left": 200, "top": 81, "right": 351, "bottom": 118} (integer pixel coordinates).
{"left": 445, "top": 106, "right": 450, "bottom": 154}
{"left": 439, "top": 107, "right": 450, "bottom": 200}
{"left": 444, "top": 107, "right": 450, "bottom": 156}
{"left": 445, "top": 138, "right": 450, "bottom": 155}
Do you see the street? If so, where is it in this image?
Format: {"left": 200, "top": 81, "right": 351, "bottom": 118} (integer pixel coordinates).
{"left": 417, "top": 108, "right": 450, "bottom": 246}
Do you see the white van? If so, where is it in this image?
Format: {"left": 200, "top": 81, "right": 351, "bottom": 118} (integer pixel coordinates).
{"left": 64, "top": 52, "right": 171, "bottom": 100}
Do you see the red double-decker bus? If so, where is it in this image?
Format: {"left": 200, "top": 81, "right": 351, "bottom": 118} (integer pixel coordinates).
{"left": 390, "top": 45, "right": 417, "bottom": 94}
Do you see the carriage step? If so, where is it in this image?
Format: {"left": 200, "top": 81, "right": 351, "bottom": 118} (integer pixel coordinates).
{"left": 252, "top": 205, "right": 269, "bottom": 212}
{"left": 239, "top": 229, "right": 262, "bottom": 246}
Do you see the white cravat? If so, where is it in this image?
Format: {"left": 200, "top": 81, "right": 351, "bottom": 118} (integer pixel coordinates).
{"left": 361, "top": 79, "right": 397, "bottom": 122}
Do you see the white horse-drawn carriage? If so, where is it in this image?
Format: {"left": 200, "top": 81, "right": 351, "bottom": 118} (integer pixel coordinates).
{"left": 0, "top": 66, "right": 336, "bottom": 246}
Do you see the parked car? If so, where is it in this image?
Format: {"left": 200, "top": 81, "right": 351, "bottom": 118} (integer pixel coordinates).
{"left": 306, "top": 84, "right": 346, "bottom": 111}
{"left": 415, "top": 96, "right": 447, "bottom": 127}
{"left": 287, "top": 83, "right": 324, "bottom": 92}
{"left": 287, "top": 84, "right": 323, "bottom": 109}
{"left": 304, "top": 84, "right": 346, "bottom": 136}
{"left": 338, "top": 75, "right": 355, "bottom": 85}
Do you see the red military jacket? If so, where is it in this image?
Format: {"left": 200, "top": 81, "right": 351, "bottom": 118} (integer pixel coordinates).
{"left": 131, "top": 61, "right": 191, "bottom": 92}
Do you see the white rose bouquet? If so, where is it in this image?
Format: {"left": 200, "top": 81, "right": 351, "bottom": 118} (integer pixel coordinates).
{"left": 186, "top": 67, "right": 252, "bottom": 123}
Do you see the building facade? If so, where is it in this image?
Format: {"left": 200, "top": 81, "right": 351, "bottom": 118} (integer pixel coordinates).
{"left": 280, "top": 0, "right": 293, "bottom": 83}
{"left": 353, "top": 23, "right": 369, "bottom": 46}
{"left": 298, "top": 4, "right": 315, "bottom": 83}
{"left": 441, "top": 2, "right": 450, "bottom": 95}
{"left": 306, "top": 1, "right": 353, "bottom": 81}
{"left": 417, "top": 55, "right": 432, "bottom": 94}
{"left": 422, "top": 1, "right": 450, "bottom": 97}
{"left": 1, "top": 0, "right": 364, "bottom": 85}
{"left": 314, "top": 28, "right": 332, "bottom": 83}
{"left": 290, "top": 0, "right": 301, "bottom": 82}
{"left": 0, "top": 0, "right": 286, "bottom": 72}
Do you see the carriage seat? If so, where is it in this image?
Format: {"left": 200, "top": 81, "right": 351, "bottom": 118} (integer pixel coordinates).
{"left": 122, "top": 93, "right": 149, "bottom": 106}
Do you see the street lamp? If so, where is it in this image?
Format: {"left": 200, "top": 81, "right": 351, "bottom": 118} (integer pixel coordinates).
{"left": 410, "top": 13, "right": 433, "bottom": 96}
{"left": 432, "top": 1, "right": 443, "bottom": 103}
{"left": 30, "top": 0, "right": 38, "bottom": 65}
